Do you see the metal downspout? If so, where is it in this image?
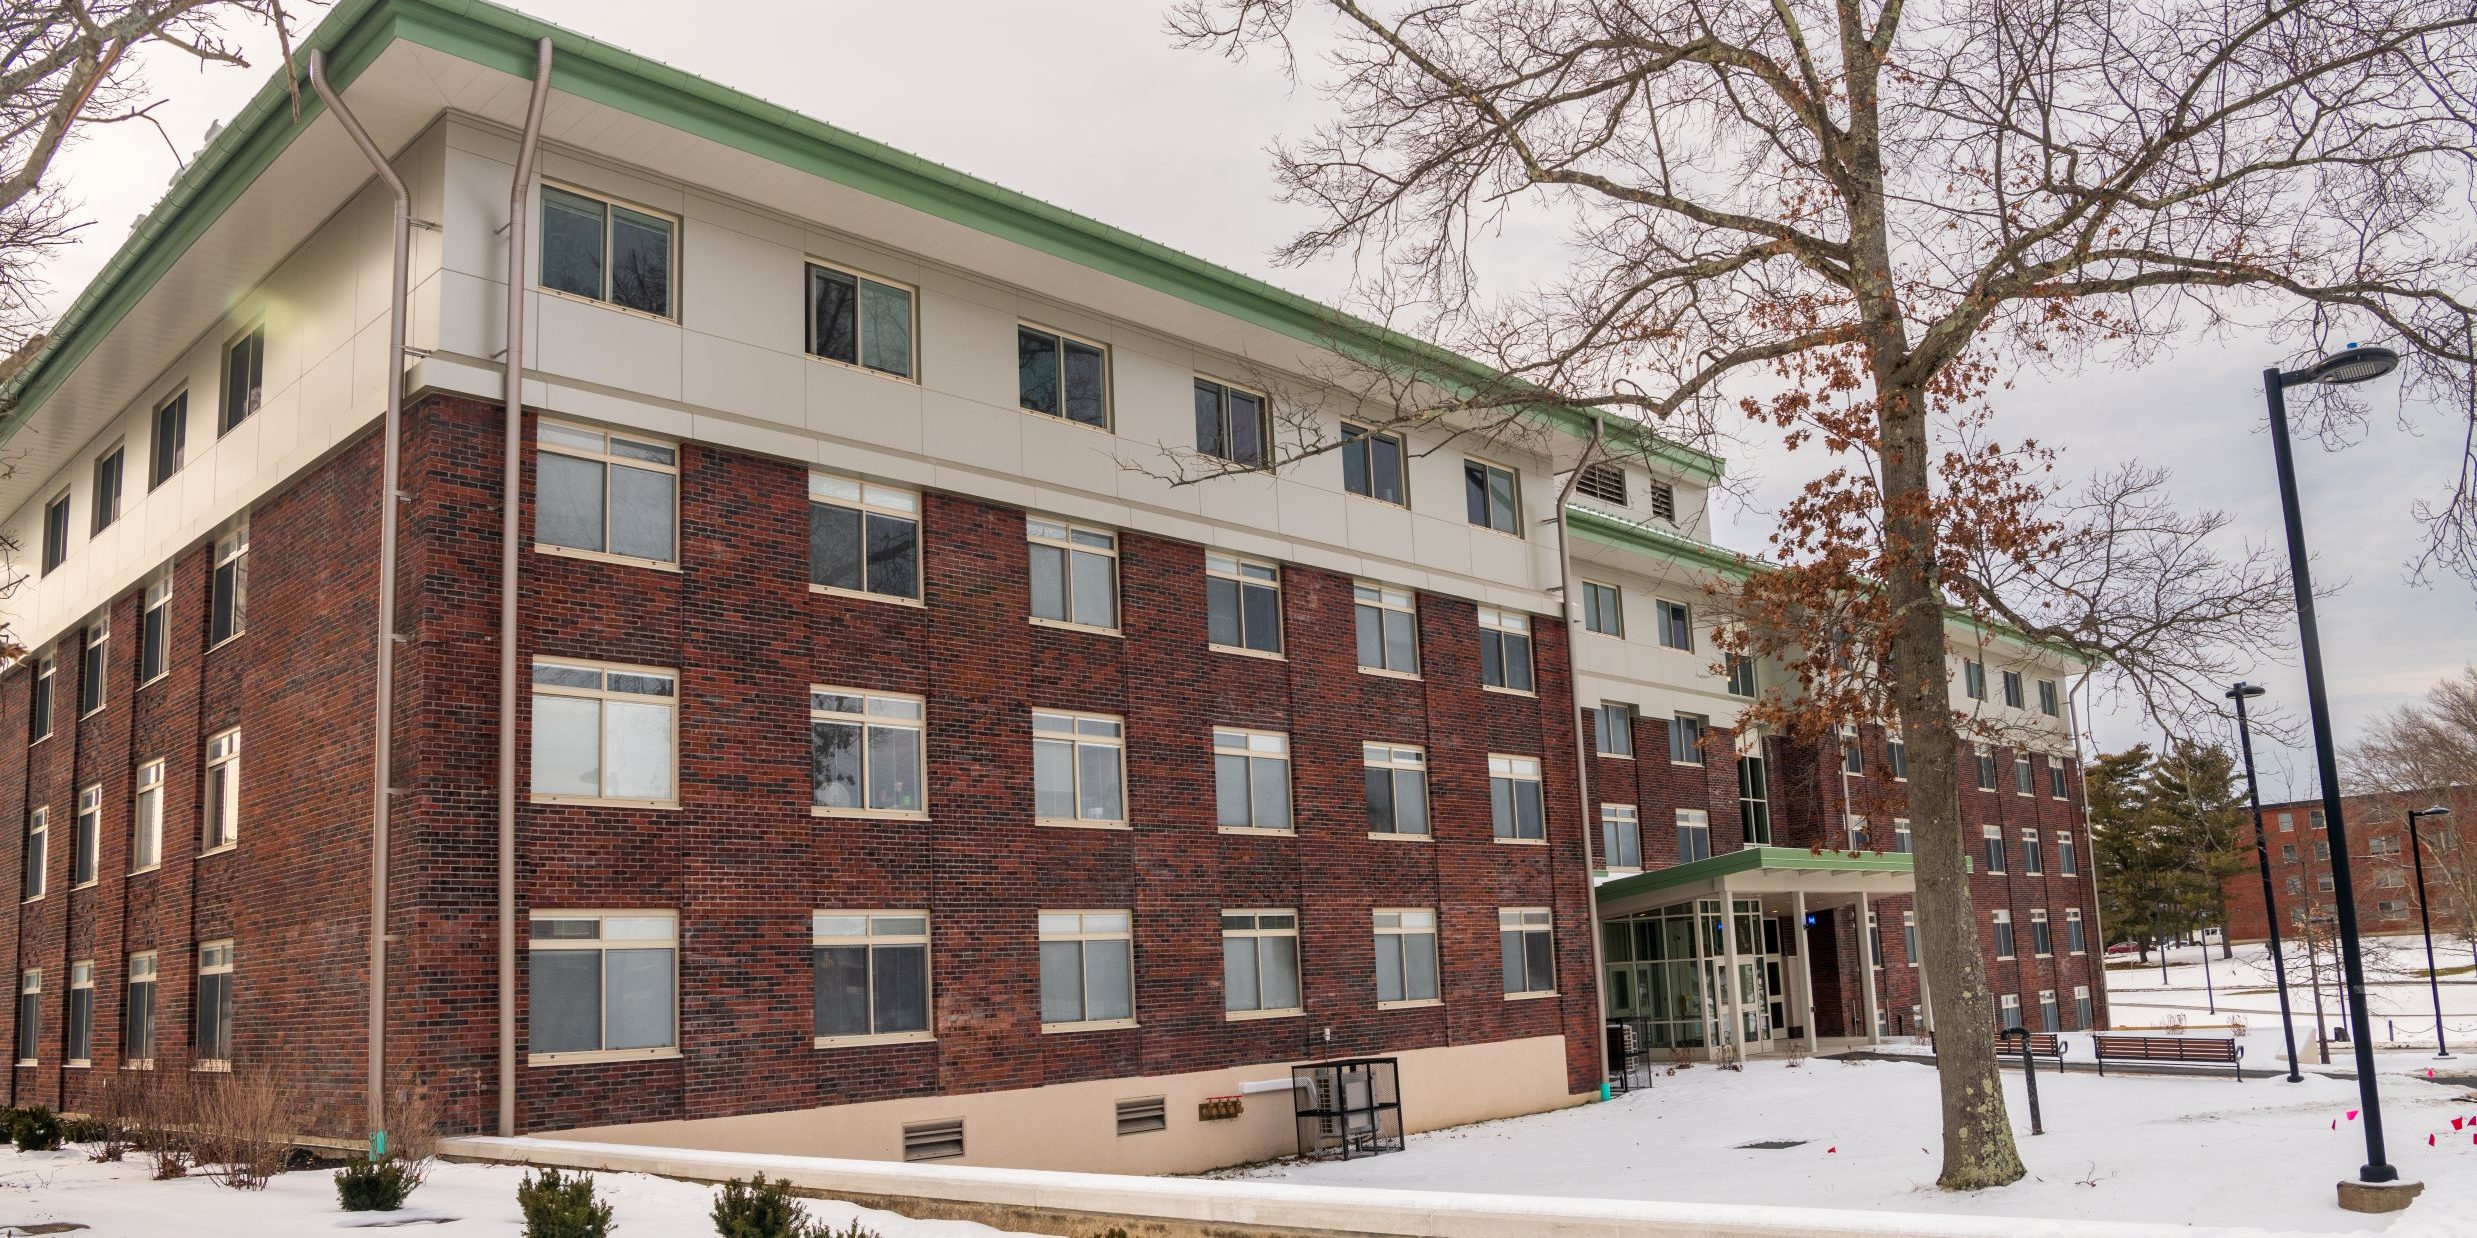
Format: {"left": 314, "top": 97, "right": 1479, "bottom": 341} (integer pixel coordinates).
{"left": 501, "top": 37, "right": 555, "bottom": 1139}
{"left": 1554, "top": 415, "right": 1607, "bottom": 1088}
{"left": 307, "top": 49, "right": 408, "bottom": 1150}
{"left": 2067, "top": 671, "right": 2107, "bottom": 1021}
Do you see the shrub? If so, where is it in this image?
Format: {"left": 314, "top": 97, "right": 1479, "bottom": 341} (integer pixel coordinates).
{"left": 819, "top": 1225, "right": 883, "bottom": 1238}
{"left": 712, "top": 1173, "right": 828, "bottom": 1238}
{"left": 335, "top": 1156, "right": 419, "bottom": 1212}
{"left": 518, "top": 1167, "right": 614, "bottom": 1238}
{"left": 59, "top": 1115, "right": 107, "bottom": 1144}
{"left": 193, "top": 1067, "right": 304, "bottom": 1190}
{"left": 119, "top": 1069, "right": 197, "bottom": 1180}
{"left": 11, "top": 1106, "right": 61, "bottom": 1152}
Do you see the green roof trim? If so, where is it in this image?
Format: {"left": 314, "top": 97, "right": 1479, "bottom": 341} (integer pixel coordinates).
{"left": 0, "top": 0, "right": 1722, "bottom": 484}
{"left": 1567, "top": 502, "right": 1765, "bottom": 579}
{"left": 1595, "top": 845, "right": 1916, "bottom": 906}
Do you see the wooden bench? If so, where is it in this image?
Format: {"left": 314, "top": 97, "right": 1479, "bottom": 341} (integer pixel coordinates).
{"left": 2091, "top": 1033, "right": 2245, "bottom": 1079}
{"left": 1935, "top": 1030, "right": 2070, "bottom": 1072}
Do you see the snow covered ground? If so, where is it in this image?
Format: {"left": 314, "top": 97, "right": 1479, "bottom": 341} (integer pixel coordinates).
{"left": 2105, "top": 936, "right": 2477, "bottom": 1065}
{"left": 0, "top": 1149, "right": 1036, "bottom": 1237}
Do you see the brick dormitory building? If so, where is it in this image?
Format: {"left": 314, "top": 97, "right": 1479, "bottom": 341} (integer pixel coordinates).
{"left": 0, "top": 0, "right": 2105, "bottom": 1173}
{"left": 2221, "top": 791, "right": 2475, "bottom": 945}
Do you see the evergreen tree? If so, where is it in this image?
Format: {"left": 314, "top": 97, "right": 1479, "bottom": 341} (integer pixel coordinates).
{"left": 2144, "top": 742, "right": 2253, "bottom": 957}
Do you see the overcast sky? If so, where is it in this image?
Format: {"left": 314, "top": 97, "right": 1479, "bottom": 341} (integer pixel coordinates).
{"left": 33, "top": 1, "right": 2477, "bottom": 799}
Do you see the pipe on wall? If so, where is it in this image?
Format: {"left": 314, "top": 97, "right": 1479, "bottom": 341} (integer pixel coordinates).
{"left": 500, "top": 36, "right": 555, "bottom": 1141}
{"left": 306, "top": 47, "right": 409, "bottom": 1150}
{"left": 1552, "top": 415, "right": 1608, "bottom": 1085}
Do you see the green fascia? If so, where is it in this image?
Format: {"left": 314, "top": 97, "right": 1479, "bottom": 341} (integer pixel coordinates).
{"left": 1594, "top": 845, "right": 1916, "bottom": 907}
{"left": 0, "top": 0, "right": 1724, "bottom": 486}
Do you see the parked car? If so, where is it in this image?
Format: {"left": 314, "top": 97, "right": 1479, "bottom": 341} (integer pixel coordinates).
{"left": 2105, "top": 941, "right": 2140, "bottom": 956}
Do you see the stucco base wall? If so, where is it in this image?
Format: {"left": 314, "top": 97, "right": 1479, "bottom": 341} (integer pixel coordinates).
{"left": 531, "top": 1034, "right": 1582, "bottom": 1175}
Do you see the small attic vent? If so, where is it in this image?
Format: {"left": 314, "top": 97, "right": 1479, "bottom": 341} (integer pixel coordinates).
{"left": 902, "top": 1118, "right": 964, "bottom": 1162}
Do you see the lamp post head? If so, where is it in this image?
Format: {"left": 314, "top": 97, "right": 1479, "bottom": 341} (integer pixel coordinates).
{"left": 2282, "top": 344, "right": 2400, "bottom": 388}
{"left": 2227, "top": 681, "right": 2267, "bottom": 701}
{"left": 2412, "top": 805, "right": 2452, "bottom": 821}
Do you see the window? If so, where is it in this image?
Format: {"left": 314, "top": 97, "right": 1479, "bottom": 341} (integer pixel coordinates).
{"left": 22, "top": 807, "right": 45, "bottom": 901}
{"left": 1594, "top": 702, "right": 1635, "bottom": 758}
{"left": 1903, "top": 911, "right": 1919, "bottom": 965}
{"left": 1847, "top": 815, "right": 1870, "bottom": 850}
{"left": 91, "top": 447, "right": 124, "bottom": 535}
{"left": 1207, "top": 554, "right": 1283, "bottom": 655}
{"left": 29, "top": 654, "right": 52, "bottom": 742}
{"left": 2001, "top": 670, "right": 2025, "bottom": 708}
{"left": 1962, "top": 659, "right": 1986, "bottom": 700}
{"left": 2013, "top": 755, "right": 2033, "bottom": 795}
{"left": 1464, "top": 458, "right": 1520, "bottom": 534}
{"left": 1647, "top": 479, "right": 1677, "bottom": 521}
{"left": 527, "top": 913, "right": 676, "bottom": 1060}
{"left": 1655, "top": 599, "right": 1693, "bottom": 651}
{"left": 540, "top": 185, "right": 673, "bottom": 316}
{"left": 1039, "top": 910, "right": 1134, "bottom": 1029}
{"left": 2314, "top": 839, "right": 2331, "bottom": 860}
{"left": 1028, "top": 517, "right": 1118, "bottom": 631}
{"left": 2318, "top": 873, "right": 2335, "bottom": 893}
{"left": 1868, "top": 911, "right": 1883, "bottom": 967}
{"left": 1221, "top": 910, "right": 1301, "bottom": 1016}
{"left": 2038, "top": 679, "right": 2060, "bottom": 717}
{"left": 195, "top": 940, "right": 234, "bottom": 1067}
{"left": 1214, "top": 728, "right": 1292, "bottom": 833}
{"left": 140, "top": 573, "right": 171, "bottom": 684}
{"left": 2074, "top": 985, "right": 2092, "bottom": 1029}
{"left": 2375, "top": 870, "right": 2405, "bottom": 888}
{"left": 1575, "top": 461, "right": 1627, "bottom": 504}
{"left": 812, "top": 912, "right": 931, "bottom": 1044}
{"left": 1601, "top": 804, "right": 1641, "bottom": 871}
{"left": 78, "top": 616, "right": 107, "bottom": 716}
{"left": 1677, "top": 808, "right": 1712, "bottom": 863}
{"left": 2049, "top": 759, "right": 2069, "bottom": 799}
{"left": 1841, "top": 732, "right": 1864, "bottom": 775}
{"left": 1477, "top": 607, "right": 1533, "bottom": 692}
{"left": 2312, "top": 810, "right": 2327, "bottom": 830}
{"left": 1888, "top": 735, "right": 1909, "bottom": 779}
{"left": 1737, "top": 756, "right": 1771, "bottom": 845}
{"left": 15, "top": 971, "right": 37, "bottom": 1064}
{"left": 72, "top": 784, "right": 99, "bottom": 888}
{"left": 1982, "top": 825, "right": 2005, "bottom": 873}
{"left": 1017, "top": 324, "right": 1109, "bottom": 428}
{"left": 531, "top": 662, "right": 676, "bottom": 805}
{"left": 1353, "top": 583, "right": 1419, "bottom": 675}
{"left": 1374, "top": 909, "right": 1442, "bottom": 1005}
{"left": 2378, "top": 898, "right": 2408, "bottom": 917}
{"left": 2022, "top": 829, "right": 2042, "bottom": 875}
{"left": 210, "top": 522, "right": 248, "bottom": 645}
{"left": 150, "top": 392, "right": 187, "bottom": 489}
{"left": 1340, "top": 423, "right": 1406, "bottom": 505}
{"left": 1581, "top": 581, "right": 1624, "bottom": 636}
{"left": 1490, "top": 755, "right": 1545, "bottom": 841}
{"left": 2281, "top": 843, "right": 2299, "bottom": 864}
{"left": 1499, "top": 908, "right": 1555, "bottom": 996}
{"left": 2058, "top": 832, "right": 2077, "bottom": 876}
{"left": 2370, "top": 835, "right": 2401, "bottom": 856}
{"left": 2279, "top": 811, "right": 2294, "bottom": 832}
{"left": 536, "top": 421, "right": 678, "bottom": 565}
{"left": 1992, "top": 911, "right": 2016, "bottom": 960}
{"left": 1974, "top": 747, "right": 1998, "bottom": 791}
{"left": 2066, "top": 908, "right": 2086, "bottom": 954}
{"left": 40, "top": 491, "right": 68, "bottom": 575}
{"left": 2038, "top": 989, "right": 2059, "bottom": 1034}
{"left": 132, "top": 760, "right": 164, "bottom": 873}
{"left": 804, "top": 261, "right": 914, "bottom": 379}
{"left": 202, "top": 729, "right": 240, "bottom": 850}
{"left": 808, "top": 475, "right": 920, "bottom": 601}
{"left": 219, "top": 324, "right": 264, "bottom": 433}
{"left": 1364, "top": 744, "right": 1429, "bottom": 837}
{"left": 2030, "top": 909, "right": 2053, "bottom": 956}
{"left": 1033, "top": 711, "right": 1124, "bottom": 826}
{"left": 66, "top": 961, "right": 92, "bottom": 1067}
{"left": 1726, "top": 655, "right": 1757, "bottom": 699}
{"left": 809, "top": 688, "right": 926, "bottom": 817}
{"left": 1668, "top": 714, "right": 1706, "bottom": 764}
{"left": 1894, "top": 817, "right": 1913, "bottom": 853}
{"left": 2286, "top": 875, "right": 2303, "bottom": 894}
{"left": 124, "top": 952, "right": 156, "bottom": 1067}
{"left": 1194, "top": 378, "right": 1268, "bottom": 468}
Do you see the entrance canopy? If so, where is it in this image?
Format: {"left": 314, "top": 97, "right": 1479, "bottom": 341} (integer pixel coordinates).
{"left": 1595, "top": 846, "right": 1916, "bottom": 920}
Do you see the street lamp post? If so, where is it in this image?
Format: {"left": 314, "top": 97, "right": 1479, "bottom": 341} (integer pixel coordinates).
{"left": 2201, "top": 922, "right": 2217, "bottom": 1014}
{"left": 2262, "top": 344, "right": 2406, "bottom": 1197}
{"left": 2407, "top": 805, "right": 2454, "bottom": 1059}
{"left": 2228, "top": 681, "right": 2304, "bottom": 1082}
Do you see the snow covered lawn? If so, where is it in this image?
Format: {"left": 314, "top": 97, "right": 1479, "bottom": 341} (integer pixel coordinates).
{"left": 1222, "top": 1053, "right": 2477, "bottom": 1234}
{"left": 0, "top": 1148, "right": 1036, "bottom": 1238}
{"left": 2106, "top": 936, "right": 2477, "bottom": 1062}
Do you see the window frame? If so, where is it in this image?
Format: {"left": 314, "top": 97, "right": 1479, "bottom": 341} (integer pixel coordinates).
{"left": 1736, "top": 755, "right": 1771, "bottom": 845}
{"left": 15, "top": 969, "right": 38, "bottom": 1066}
{"left": 534, "top": 419, "right": 681, "bottom": 571}
{"left": 124, "top": 950, "right": 157, "bottom": 1069}
{"left": 65, "top": 960, "right": 92, "bottom": 1068}
{"left": 150, "top": 390, "right": 188, "bottom": 490}
{"left": 2038, "top": 678, "right": 2060, "bottom": 717}
{"left": 1026, "top": 516, "right": 1120, "bottom": 634}
{"left": 1654, "top": 598, "right": 1694, "bottom": 651}
{"left": 2066, "top": 907, "right": 2087, "bottom": 955}
{"left": 528, "top": 658, "right": 680, "bottom": 808}
{"left": 1462, "top": 455, "right": 1521, "bottom": 535}
{"left": 1193, "top": 375, "right": 1270, "bottom": 469}
{"left": 1593, "top": 701, "right": 1634, "bottom": 758}
{"left": 2030, "top": 908, "right": 2053, "bottom": 957}
{"left": 1016, "top": 321, "right": 1113, "bottom": 430}
{"left": 1489, "top": 754, "right": 1546, "bottom": 843}
{"left": 194, "top": 939, "right": 234, "bottom": 1070}
{"left": 1998, "top": 991, "right": 2022, "bottom": 1031}
{"left": 218, "top": 323, "right": 265, "bottom": 435}
{"left": 525, "top": 910, "right": 679, "bottom": 1065}
{"left": 1498, "top": 907, "right": 1557, "bottom": 998}
{"left": 1476, "top": 606, "right": 1534, "bottom": 693}
{"left": 1580, "top": 580, "right": 1624, "bottom": 637}
{"left": 23, "top": 806, "right": 46, "bottom": 902}
{"left": 808, "top": 474, "right": 923, "bottom": 605}
{"left": 1725, "top": 654, "right": 1757, "bottom": 699}
{"left": 1600, "top": 803, "right": 1642, "bottom": 872}
{"left": 1363, "top": 743, "right": 1430, "bottom": 839}
{"left": 40, "top": 489, "right": 69, "bottom": 576}
{"left": 1893, "top": 817, "right": 1913, "bottom": 854}
{"left": 2013, "top": 754, "right": 2034, "bottom": 796}
{"left": 1992, "top": 910, "right": 2016, "bottom": 960}
{"left": 29, "top": 653, "right": 53, "bottom": 743}
{"left": 2058, "top": 831, "right": 2078, "bottom": 875}
{"left": 139, "top": 572, "right": 172, "bottom": 686}
{"left": 1037, "top": 909, "right": 1137, "bottom": 1032}
{"left": 1668, "top": 714, "right": 1707, "bottom": 765}
{"left": 1676, "top": 807, "right": 1712, "bottom": 863}
{"left": 1962, "top": 658, "right": 1987, "bottom": 700}
{"left": 1887, "top": 734, "right": 1909, "bottom": 780}
{"left": 209, "top": 520, "right": 249, "bottom": 648}
{"left": 538, "top": 181, "right": 679, "bottom": 320}
{"left": 1338, "top": 421, "right": 1408, "bottom": 507}
{"left": 202, "top": 729, "right": 241, "bottom": 853}
{"left": 72, "top": 783, "right": 100, "bottom": 889}
{"left": 1213, "top": 727, "right": 1294, "bottom": 835}
{"left": 1352, "top": 582, "right": 1420, "bottom": 677}
{"left": 1974, "top": 746, "right": 1998, "bottom": 791}
{"left": 1220, "top": 909, "right": 1303, "bottom": 1020}
{"left": 2050, "top": 758, "right": 2072, "bottom": 799}
{"left": 1032, "top": 710, "right": 1127, "bottom": 829}
{"left": 90, "top": 443, "right": 124, "bottom": 536}
{"left": 2001, "top": 669, "right": 2025, "bottom": 708}
{"left": 132, "top": 759, "right": 164, "bottom": 874}
{"left": 811, "top": 910, "right": 934, "bottom": 1047}
{"left": 808, "top": 687, "right": 928, "bottom": 820}
{"left": 1205, "top": 552, "right": 1283, "bottom": 658}
{"left": 1903, "top": 911, "right": 1919, "bottom": 966}
{"left": 1981, "top": 824, "right": 2005, "bottom": 874}
{"left": 1374, "top": 908, "right": 1441, "bottom": 1007}
{"left": 2022, "top": 828, "right": 2043, "bottom": 875}
{"left": 77, "top": 615, "right": 108, "bottom": 718}
{"left": 803, "top": 258, "right": 919, "bottom": 381}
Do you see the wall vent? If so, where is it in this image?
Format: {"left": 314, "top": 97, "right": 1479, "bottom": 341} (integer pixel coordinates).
{"left": 902, "top": 1118, "right": 964, "bottom": 1162}
{"left": 1115, "top": 1096, "right": 1167, "bottom": 1136}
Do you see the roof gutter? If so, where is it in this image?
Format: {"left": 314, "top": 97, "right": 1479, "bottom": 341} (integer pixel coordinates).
{"left": 499, "top": 34, "right": 553, "bottom": 1141}
{"left": 307, "top": 46, "right": 408, "bottom": 1155}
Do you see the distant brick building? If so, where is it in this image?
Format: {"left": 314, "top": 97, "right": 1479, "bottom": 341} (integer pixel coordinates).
{"left": 2222, "top": 792, "right": 2473, "bottom": 944}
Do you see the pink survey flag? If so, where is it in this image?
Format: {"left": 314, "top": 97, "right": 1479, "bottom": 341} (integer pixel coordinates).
{"left": 2348, "top": 1110, "right": 2360, "bottom": 1121}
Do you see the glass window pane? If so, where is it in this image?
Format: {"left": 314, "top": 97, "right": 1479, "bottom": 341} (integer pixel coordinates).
{"left": 1079, "top": 742, "right": 1123, "bottom": 821}
{"left": 1029, "top": 544, "right": 1066, "bottom": 621}
{"left": 1375, "top": 938, "right": 1404, "bottom": 1002}
{"left": 860, "top": 281, "right": 912, "bottom": 377}
{"left": 1342, "top": 433, "right": 1370, "bottom": 496}
{"left": 604, "top": 700, "right": 675, "bottom": 802}
{"left": 609, "top": 465, "right": 675, "bottom": 562}
{"left": 536, "top": 453, "right": 605, "bottom": 552}
{"left": 1194, "top": 381, "right": 1223, "bottom": 459}
{"left": 1086, "top": 939, "right": 1132, "bottom": 1020}
{"left": 1384, "top": 609, "right": 1416, "bottom": 672}
{"left": 1216, "top": 754, "right": 1251, "bottom": 827}
{"left": 1505, "top": 634, "right": 1533, "bottom": 691}
{"left": 1372, "top": 436, "right": 1404, "bottom": 503}
{"left": 1480, "top": 633, "right": 1505, "bottom": 686}
{"left": 1465, "top": 462, "right": 1490, "bottom": 526}
{"left": 875, "top": 944, "right": 928, "bottom": 1033}
{"left": 814, "top": 945, "right": 869, "bottom": 1037}
{"left": 603, "top": 947, "right": 674, "bottom": 1050}
{"left": 810, "top": 503, "right": 861, "bottom": 590}
{"left": 609, "top": 207, "right": 672, "bottom": 316}
{"left": 531, "top": 695, "right": 602, "bottom": 797}
{"left": 1355, "top": 604, "right": 1383, "bottom": 669}
{"left": 1039, "top": 940, "right": 1083, "bottom": 1022}
{"left": 865, "top": 513, "right": 919, "bottom": 598}
{"left": 1223, "top": 936, "right": 1258, "bottom": 1011}
{"left": 868, "top": 725, "right": 923, "bottom": 812}
{"left": 1261, "top": 936, "right": 1299, "bottom": 1010}
{"left": 1364, "top": 768, "right": 1394, "bottom": 832}
{"left": 1228, "top": 392, "right": 1262, "bottom": 466}
{"left": 1491, "top": 778, "right": 1514, "bottom": 837}
{"left": 1063, "top": 341, "right": 1107, "bottom": 427}
{"left": 1206, "top": 577, "right": 1241, "bottom": 647}
{"left": 1069, "top": 550, "right": 1115, "bottom": 629}
{"left": 1501, "top": 932, "right": 1526, "bottom": 993}
{"left": 540, "top": 188, "right": 604, "bottom": 300}
{"left": 1516, "top": 780, "right": 1543, "bottom": 838}
{"left": 809, "top": 268, "right": 858, "bottom": 363}
{"left": 812, "top": 719, "right": 862, "bottom": 808}
{"left": 1526, "top": 931, "right": 1554, "bottom": 991}
{"left": 1018, "top": 329, "right": 1059, "bottom": 415}
{"left": 1241, "top": 584, "right": 1280, "bottom": 652}
{"left": 1395, "top": 771, "right": 1428, "bottom": 834}
{"left": 1490, "top": 469, "right": 1517, "bottom": 531}
{"left": 529, "top": 949, "right": 601, "bottom": 1054}
{"left": 1251, "top": 758, "right": 1289, "bottom": 830}
{"left": 1034, "top": 739, "right": 1075, "bottom": 819}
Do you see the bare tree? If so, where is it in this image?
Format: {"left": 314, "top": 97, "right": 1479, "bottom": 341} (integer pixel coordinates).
{"left": 1170, "top": 0, "right": 2477, "bottom": 1188}
{"left": 2347, "top": 667, "right": 2477, "bottom": 960}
